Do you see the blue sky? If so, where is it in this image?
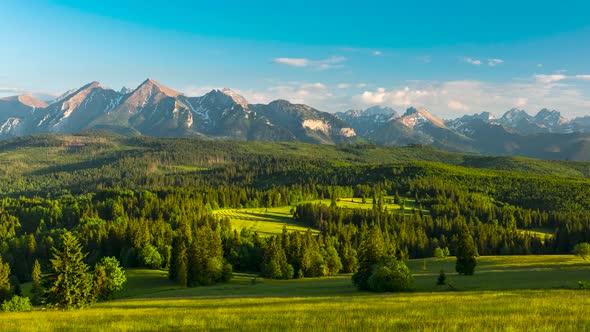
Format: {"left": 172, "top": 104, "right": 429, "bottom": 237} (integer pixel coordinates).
{"left": 1, "top": 0, "right": 590, "bottom": 118}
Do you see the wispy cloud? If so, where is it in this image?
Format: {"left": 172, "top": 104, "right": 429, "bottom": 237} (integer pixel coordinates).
{"left": 272, "top": 56, "right": 346, "bottom": 70}
{"left": 372, "top": 50, "right": 383, "bottom": 56}
{"left": 487, "top": 58, "right": 504, "bottom": 66}
{"left": 272, "top": 58, "right": 309, "bottom": 67}
{"left": 464, "top": 57, "right": 482, "bottom": 65}
{"left": 337, "top": 83, "right": 351, "bottom": 89}
{"left": 534, "top": 74, "right": 590, "bottom": 84}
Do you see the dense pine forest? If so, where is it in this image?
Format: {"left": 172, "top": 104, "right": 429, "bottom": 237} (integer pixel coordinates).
{"left": 0, "top": 132, "right": 588, "bottom": 294}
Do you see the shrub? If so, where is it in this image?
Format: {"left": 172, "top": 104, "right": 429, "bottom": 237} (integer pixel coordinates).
{"left": 94, "top": 257, "right": 126, "bottom": 300}
{"left": 140, "top": 245, "right": 163, "bottom": 269}
{"left": 366, "top": 256, "right": 414, "bottom": 292}
{"left": 2, "top": 296, "right": 32, "bottom": 312}
{"left": 573, "top": 243, "right": 590, "bottom": 261}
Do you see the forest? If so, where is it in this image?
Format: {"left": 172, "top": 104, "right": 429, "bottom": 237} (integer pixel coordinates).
{"left": 0, "top": 133, "right": 589, "bottom": 309}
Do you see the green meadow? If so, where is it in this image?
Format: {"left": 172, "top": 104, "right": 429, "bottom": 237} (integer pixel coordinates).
{"left": 3, "top": 255, "right": 589, "bottom": 331}
{"left": 213, "top": 196, "right": 424, "bottom": 236}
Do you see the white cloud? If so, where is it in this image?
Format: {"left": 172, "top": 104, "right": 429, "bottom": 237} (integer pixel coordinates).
{"left": 355, "top": 86, "right": 429, "bottom": 107}
{"left": 448, "top": 100, "right": 469, "bottom": 111}
{"left": 337, "top": 83, "right": 351, "bottom": 89}
{"left": 535, "top": 74, "right": 567, "bottom": 84}
{"left": 356, "top": 83, "right": 367, "bottom": 88}
{"left": 464, "top": 57, "right": 482, "bottom": 65}
{"left": 272, "top": 56, "right": 346, "bottom": 70}
{"left": 534, "top": 74, "right": 590, "bottom": 84}
{"left": 537, "top": 63, "right": 544, "bottom": 68}
{"left": 487, "top": 58, "right": 504, "bottom": 67}
{"left": 272, "top": 58, "right": 309, "bottom": 67}
{"left": 300, "top": 82, "right": 327, "bottom": 90}
{"left": 372, "top": 50, "right": 383, "bottom": 56}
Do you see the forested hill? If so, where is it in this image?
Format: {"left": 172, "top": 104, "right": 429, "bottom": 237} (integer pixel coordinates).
{"left": 1, "top": 132, "right": 590, "bottom": 196}
{"left": 1, "top": 131, "right": 590, "bottom": 286}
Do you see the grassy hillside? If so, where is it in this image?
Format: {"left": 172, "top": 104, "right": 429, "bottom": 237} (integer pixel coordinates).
{"left": 3, "top": 255, "right": 589, "bottom": 331}
{"left": 214, "top": 196, "right": 426, "bottom": 236}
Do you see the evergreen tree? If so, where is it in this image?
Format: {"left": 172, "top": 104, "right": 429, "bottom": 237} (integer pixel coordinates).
{"left": 352, "top": 226, "right": 385, "bottom": 290}
{"left": 31, "top": 260, "right": 43, "bottom": 305}
{"left": 170, "top": 235, "right": 188, "bottom": 287}
{"left": 437, "top": 270, "right": 446, "bottom": 286}
{"left": 455, "top": 228, "right": 478, "bottom": 275}
{"left": 43, "top": 232, "right": 94, "bottom": 309}
{"left": 0, "top": 255, "right": 12, "bottom": 303}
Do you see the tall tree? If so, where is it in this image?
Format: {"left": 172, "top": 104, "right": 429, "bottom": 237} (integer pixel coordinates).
{"left": 455, "top": 227, "right": 478, "bottom": 275}
{"left": 352, "top": 226, "right": 386, "bottom": 290}
{"left": 31, "top": 259, "right": 43, "bottom": 305}
{"left": 0, "top": 255, "right": 11, "bottom": 303}
{"left": 43, "top": 232, "right": 94, "bottom": 309}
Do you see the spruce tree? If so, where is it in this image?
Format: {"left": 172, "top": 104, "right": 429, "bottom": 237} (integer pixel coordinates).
{"left": 0, "top": 255, "right": 11, "bottom": 303}
{"left": 352, "top": 226, "right": 385, "bottom": 290}
{"left": 455, "top": 228, "right": 478, "bottom": 275}
{"left": 31, "top": 259, "right": 42, "bottom": 305}
{"left": 43, "top": 232, "right": 94, "bottom": 309}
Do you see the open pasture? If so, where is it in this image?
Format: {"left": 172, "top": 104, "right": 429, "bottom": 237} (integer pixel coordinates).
{"left": 3, "top": 255, "right": 589, "bottom": 331}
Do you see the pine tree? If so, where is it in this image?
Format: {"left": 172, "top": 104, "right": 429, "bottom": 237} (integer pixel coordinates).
{"left": 31, "top": 260, "right": 43, "bottom": 305}
{"left": 43, "top": 232, "right": 94, "bottom": 309}
{"left": 455, "top": 228, "right": 478, "bottom": 275}
{"left": 0, "top": 255, "right": 11, "bottom": 303}
{"left": 352, "top": 226, "right": 385, "bottom": 290}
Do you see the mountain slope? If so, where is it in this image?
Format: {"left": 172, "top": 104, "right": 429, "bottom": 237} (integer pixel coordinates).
{"left": 252, "top": 100, "right": 357, "bottom": 144}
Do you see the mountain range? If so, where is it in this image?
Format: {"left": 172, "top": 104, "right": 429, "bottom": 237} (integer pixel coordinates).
{"left": 2, "top": 78, "right": 590, "bottom": 160}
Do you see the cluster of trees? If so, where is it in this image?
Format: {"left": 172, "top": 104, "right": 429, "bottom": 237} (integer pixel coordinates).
{"left": 0, "top": 232, "right": 126, "bottom": 311}
{"left": 168, "top": 221, "right": 232, "bottom": 287}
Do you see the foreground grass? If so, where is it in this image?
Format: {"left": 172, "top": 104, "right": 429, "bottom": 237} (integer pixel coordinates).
{"left": 2, "top": 290, "right": 589, "bottom": 331}
{"left": 3, "top": 255, "right": 589, "bottom": 331}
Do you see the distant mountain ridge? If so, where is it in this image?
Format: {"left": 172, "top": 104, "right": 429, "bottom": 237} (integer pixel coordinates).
{"left": 2, "top": 78, "right": 590, "bottom": 161}
{"left": 0, "top": 79, "right": 356, "bottom": 144}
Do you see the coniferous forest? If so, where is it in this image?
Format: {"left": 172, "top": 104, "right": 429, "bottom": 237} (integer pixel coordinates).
{"left": 0, "top": 134, "right": 588, "bottom": 299}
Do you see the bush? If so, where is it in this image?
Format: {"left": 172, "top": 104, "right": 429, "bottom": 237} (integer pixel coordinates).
{"left": 2, "top": 296, "right": 32, "bottom": 312}
{"left": 94, "top": 257, "right": 127, "bottom": 300}
{"left": 140, "top": 245, "right": 163, "bottom": 269}
{"left": 573, "top": 243, "right": 590, "bottom": 261}
{"left": 366, "top": 256, "right": 414, "bottom": 292}
{"left": 578, "top": 281, "right": 589, "bottom": 289}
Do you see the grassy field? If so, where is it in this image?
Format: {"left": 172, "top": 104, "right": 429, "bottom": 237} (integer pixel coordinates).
{"left": 214, "top": 206, "right": 313, "bottom": 235}
{"left": 214, "top": 196, "right": 425, "bottom": 236}
{"left": 2, "top": 255, "right": 589, "bottom": 331}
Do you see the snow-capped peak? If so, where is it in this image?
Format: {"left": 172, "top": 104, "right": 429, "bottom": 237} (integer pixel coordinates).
{"left": 219, "top": 88, "right": 249, "bottom": 108}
